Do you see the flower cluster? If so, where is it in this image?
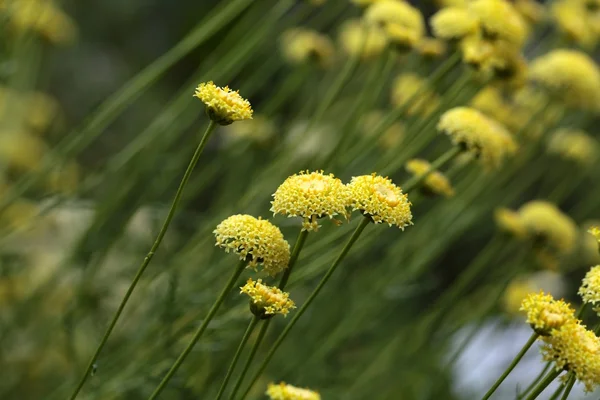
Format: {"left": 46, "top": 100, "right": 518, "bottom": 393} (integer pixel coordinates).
{"left": 338, "top": 19, "right": 388, "bottom": 60}
{"left": 579, "top": 265, "right": 600, "bottom": 307}
{"left": 517, "top": 200, "right": 577, "bottom": 254}
{"left": 390, "top": 74, "right": 440, "bottom": 117}
{"left": 194, "top": 81, "right": 253, "bottom": 125}
{"left": 551, "top": 0, "right": 600, "bottom": 49}
{"left": 214, "top": 215, "right": 290, "bottom": 276}
{"left": 546, "top": 128, "right": 599, "bottom": 166}
{"left": 494, "top": 207, "right": 528, "bottom": 239}
{"left": 363, "top": 0, "right": 425, "bottom": 50}
{"left": 266, "top": 382, "right": 321, "bottom": 400}
{"left": 240, "top": 279, "right": 295, "bottom": 318}
{"left": 589, "top": 226, "right": 600, "bottom": 246}
{"left": 520, "top": 291, "right": 575, "bottom": 336}
{"left": 271, "top": 170, "right": 349, "bottom": 232}
{"left": 280, "top": 28, "right": 335, "bottom": 69}
{"left": 405, "top": 159, "right": 454, "bottom": 198}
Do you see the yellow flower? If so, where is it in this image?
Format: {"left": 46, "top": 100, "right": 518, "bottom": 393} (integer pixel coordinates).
{"left": 520, "top": 291, "right": 576, "bottom": 336}
{"left": 417, "top": 37, "right": 447, "bottom": 59}
{"left": 579, "top": 265, "right": 600, "bottom": 306}
{"left": 270, "top": 170, "right": 349, "bottom": 232}
{"left": 194, "top": 81, "right": 253, "bottom": 125}
{"left": 240, "top": 279, "right": 295, "bottom": 318}
{"left": 390, "top": 73, "right": 440, "bottom": 116}
{"left": 214, "top": 215, "right": 290, "bottom": 276}
{"left": 503, "top": 278, "right": 536, "bottom": 315}
{"left": 431, "top": 8, "right": 479, "bottom": 40}
{"left": 364, "top": 0, "right": 424, "bottom": 49}
{"left": 514, "top": 0, "right": 547, "bottom": 25}
{"left": 347, "top": 174, "right": 412, "bottom": 228}
{"left": 589, "top": 226, "right": 600, "bottom": 245}
{"left": 541, "top": 322, "right": 600, "bottom": 392}
{"left": 405, "top": 159, "right": 455, "bottom": 198}
{"left": 437, "top": 107, "right": 517, "bottom": 170}
{"left": 551, "top": 1, "right": 599, "bottom": 49}
{"left": 528, "top": 49, "right": 600, "bottom": 111}
{"left": 518, "top": 201, "right": 578, "bottom": 254}
{"left": 468, "top": 0, "right": 528, "bottom": 47}
{"left": 266, "top": 382, "right": 321, "bottom": 400}
{"left": 547, "top": 128, "right": 599, "bottom": 166}
{"left": 338, "top": 19, "right": 388, "bottom": 60}
{"left": 0, "top": 130, "right": 48, "bottom": 173}
{"left": 470, "top": 86, "right": 513, "bottom": 124}
{"left": 280, "top": 28, "right": 335, "bottom": 69}
{"left": 494, "top": 207, "right": 528, "bottom": 239}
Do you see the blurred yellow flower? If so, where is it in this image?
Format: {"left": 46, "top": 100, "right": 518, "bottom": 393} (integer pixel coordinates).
{"left": 431, "top": 8, "right": 479, "bottom": 40}
{"left": 417, "top": 37, "right": 447, "bottom": 59}
{"left": 222, "top": 115, "right": 275, "bottom": 145}
{"left": 271, "top": 170, "right": 349, "bottom": 232}
{"left": 589, "top": 226, "right": 600, "bottom": 244}
{"left": 364, "top": 0, "right": 424, "bottom": 49}
{"left": 551, "top": 0, "right": 599, "bottom": 49}
{"left": 0, "top": 131, "right": 48, "bottom": 173}
{"left": 520, "top": 291, "right": 576, "bottom": 336}
{"left": 468, "top": 0, "right": 528, "bottom": 47}
{"left": 214, "top": 215, "right": 290, "bottom": 276}
{"left": 494, "top": 207, "right": 528, "bottom": 239}
{"left": 528, "top": 49, "right": 600, "bottom": 111}
{"left": 266, "top": 382, "right": 321, "bottom": 400}
{"left": 547, "top": 128, "right": 599, "bottom": 166}
{"left": 347, "top": 174, "right": 412, "bottom": 228}
{"left": 390, "top": 73, "right": 440, "bottom": 116}
{"left": 518, "top": 201, "right": 577, "bottom": 254}
{"left": 338, "top": 19, "right": 388, "bottom": 60}
{"left": 514, "top": 0, "right": 547, "bottom": 25}
{"left": 503, "top": 279, "right": 536, "bottom": 315}
{"left": 240, "top": 279, "right": 295, "bottom": 318}
{"left": 470, "top": 86, "right": 512, "bottom": 124}
{"left": 405, "top": 159, "right": 455, "bottom": 198}
{"left": 194, "top": 81, "right": 253, "bottom": 125}
{"left": 579, "top": 265, "right": 600, "bottom": 307}
{"left": 541, "top": 322, "right": 600, "bottom": 392}
{"left": 280, "top": 28, "right": 335, "bottom": 69}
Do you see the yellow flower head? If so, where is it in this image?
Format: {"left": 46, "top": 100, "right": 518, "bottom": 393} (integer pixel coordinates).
{"left": 347, "top": 174, "right": 412, "bottom": 228}
{"left": 520, "top": 291, "right": 576, "bottom": 335}
{"left": 494, "top": 207, "right": 528, "bottom": 239}
{"left": 518, "top": 201, "right": 578, "bottom": 254}
{"left": 551, "top": 1, "right": 598, "bottom": 49}
{"left": 280, "top": 28, "right": 335, "bottom": 69}
{"left": 364, "top": 0, "right": 425, "bottom": 49}
{"left": 240, "top": 279, "right": 295, "bottom": 318}
{"left": 405, "top": 159, "right": 455, "bottom": 198}
{"left": 589, "top": 226, "right": 600, "bottom": 245}
{"left": 266, "top": 382, "right": 321, "bottom": 400}
{"left": 214, "top": 215, "right": 290, "bottom": 276}
{"left": 470, "top": 86, "right": 513, "bottom": 124}
{"left": 514, "top": 0, "right": 547, "bottom": 25}
{"left": 468, "top": 0, "right": 528, "bottom": 47}
{"left": 547, "top": 128, "right": 599, "bottom": 166}
{"left": 541, "top": 322, "right": 600, "bottom": 392}
{"left": 437, "top": 107, "right": 516, "bottom": 169}
{"left": 391, "top": 73, "right": 440, "bottom": 116}
{"left": 528, "top": 49, "right": 600, "bottom": 111}
{"left": 339, "top": 19, "right": 388, "bottom": 60}
{"left": 503, "top": 278, "right": 536, "bottom": 315}
{"left": 431, "top": 8, "right": 479, "bottom": 40}
{"left": 417, "top": 37, "right": 447, "bottom": 59}
{"left": 194, "top": 81, "right": 253, "bottom": 125}
{"left": 579, "top": 265, "right": 600, "bottom": 306}
{"left": 271, "top": 170, "right": 349, "bottom": 232}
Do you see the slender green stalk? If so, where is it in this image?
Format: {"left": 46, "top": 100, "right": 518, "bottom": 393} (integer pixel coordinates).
{"left": 147, "top": 259, "right": 247, "bottom": 400}
{"left": 67, "top": 120, "right": 217, "bottom": 400}
{"left": 524, "top": 369, "right": 561, "bottom": 400}
{"left": 226, "top": 229, "right": 309, "bottom": 400}
{"left": 238, "top": 217, "right": 371, "bottom": 400}
{"left": 402, "top": 146, "right": 462, "bottom": 193}
{"left": 559, "top": 375, "right": 575, "bottom": 400}
{"left": 215, "top": 317, "right": 260, "bottom": 400}
{"left": 481, "top": 333, "right": 539, "bottom": 400}
{"left": 518, "top": 362, "right": 552, "bottom": 399}
{"left": 548, "top": 382, "right": 565, "bottom": 400}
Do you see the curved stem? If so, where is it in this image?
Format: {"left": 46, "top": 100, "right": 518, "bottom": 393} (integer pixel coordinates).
{"left": 402, "top": 146, "right": 462, "bottom": 193}
{"left": 481, "top": 333, "right": 539, "bottom": 400}
{"left": 68, "top": 120, "right": 217, "bottom": 400}
{"left": 238, "top": 217, "right": 371, "bottom": 400}
{"left": 518, "top": 362, "right": 552, "bottom": 399}
{"left": 215, "top": 317, "right": 260, "bottom": 400}
{"left": 147, "top": 259, "right": 247, "bottom": 400}
{"left": 226, "top": 229, "right": 309, "bottom": 400}
{"left": 524, "top": 369, "right": 561, "bottom": 400}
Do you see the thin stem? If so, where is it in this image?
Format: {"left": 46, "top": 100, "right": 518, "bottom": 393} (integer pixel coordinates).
{"left": 238, "top": 217, "right": 371, "bottom": 400}
{"left": 215, "top": 317, "right": 260, "bottom": 400}
{"left": 481, "top": 333, "right": 539, "bottom": 400}
{"left": 519, "top": 362, "right": 552, "bottom": 399}
{"left": 402, "top": 146, "right": 462, "bottom": 193}
{"left": 226, "top": 229, "right": 309, "bottom": 400}
{"left": 68, "top": 120, "right": 218, "bottom": 400}
{"left": 524, "top": 369, "right": 561, "bottom": 400}
{"left": 559, "top": 375, "right": 575, "bottom": 400}
{"left": 147, "top": 259, "right": 247, "bottom": 400}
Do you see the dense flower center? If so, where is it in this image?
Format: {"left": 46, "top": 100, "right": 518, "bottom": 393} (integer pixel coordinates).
{"left": 540, "top": 309, "right": 565, "bottom": 328}
{"left": 374, "top": 183, "right": 399, "bottom": 206}
{"left": 298, "top": 176, "right": 327, "bottom": 193}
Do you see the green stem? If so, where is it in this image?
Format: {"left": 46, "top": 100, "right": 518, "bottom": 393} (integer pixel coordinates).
{"left": 67, "top": 120, "right": 218, "bottom": 400}
{"left": 481, "top": 333, "right": 539, "bottom": 400}
{"left": 519, "top": 362, "right": 552, "bottom": 399}
{"left": 524, "top": 369, "right": 561, "bottom": 400}
{"left": 226, "top": 229, "right": 309, "bottom": 400}
{"left": 215, "top": 317, "right": 260, "bottom": 400}
{"left": 238, "top": 217, "right": 371, "bottom": 400}
{"left": 147, "top": 259, "right": 247, "bottom": 400}
{"left": 402, "top": 146, "right": 462, "bottom": 193}
{"left": 559, "top": 375, "right": 575, "bottom": 400}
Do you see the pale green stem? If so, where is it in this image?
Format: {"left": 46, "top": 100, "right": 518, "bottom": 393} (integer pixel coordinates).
{"left": 524, "top": 369, "right": 562, "bottom": 400}
{"left": 147, "top": 259, "right": 247, "bottom": 400}
{"left": 215, "top": 316, "right": 260, "bottom": 400}
{"left": 238, "top": 217, "right": 371, "bottom": 400}
{"left": 481, "top": 333, "right": 539, "bottom": 400}
{"left": 518, "top": 362, "right": 552, "bottom": 399}
{"left": 559, "top": 375, "right": 576, "bottom": 400}
{"left": 67, "top": 120, "right": 217, "bottom": 400}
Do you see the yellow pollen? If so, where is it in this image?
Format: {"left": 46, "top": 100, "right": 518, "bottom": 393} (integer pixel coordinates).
{"left": 374, "top": 183, "right": 399, "bottom": 206}
{"left": 298, "top": 176, "right": 327, "bottom": 193}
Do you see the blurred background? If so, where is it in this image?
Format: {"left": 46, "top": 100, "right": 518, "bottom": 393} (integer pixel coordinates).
{"left": 1, "top": 0, "right": 600, "bottom": 399}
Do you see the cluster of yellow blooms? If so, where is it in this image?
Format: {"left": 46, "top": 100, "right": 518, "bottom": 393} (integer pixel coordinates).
{"left": 240, "top": 279, "right": 296, "bottom": 318}
{"left": 266, "top": 382, "right": 321, "bottom": 400}
{"left": 546, "top": 128, "right": 600, "bottom": 166}
{"left": 194, "top": 82, "right": 253, "bottom": 125}
{"left": 437, "top": 106, "right": 517, "bottom": 170}
{"left": 520, "top": 291, "right": 576, "bottom": 336}
{"left": 390, "top": 73, "right": 441, "bottom": 117}
{"left": 551, "top": 0, "right": 600, "bottom": 49}
{"left": 280, "top": 28, "right": 336, "bottom": 69}
{"left": 405, "top": 159, "right": 455, "bottom": 198}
